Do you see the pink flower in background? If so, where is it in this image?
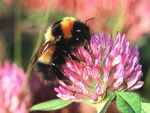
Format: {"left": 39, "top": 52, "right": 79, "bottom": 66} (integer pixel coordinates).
{"left": 55, "top": 0, "right": 150, "bottom": 41}
{"left": 3, "top": 0, "right": 150, "bottom": 40}
{"left": 0, "top": 61, "right": 30, "bottom": 113}
{"left": 55, "top": 33, "right": 143, "bottom": 102}
{"left": 125, "top": 0, "right": 150, "bottom": 40}
{"left": 3, "top": 0, "right": 15, "bottom": 5}
{"left": 23, "top": 0, "right": 50, "bottom": 11}
{"left": 3, "top": 0, "right": 50, "bottom": 11}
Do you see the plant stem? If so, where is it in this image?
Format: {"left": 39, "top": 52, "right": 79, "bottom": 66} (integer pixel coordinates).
{"left": 14, "top": 0, "right": 22, "bottom": 67}
{"left": 93, "top": 92, "right": 115, "bottom": 113}
{"left": 23, "top": 2, "right": 51, "bottom": 91}
{"left": 112, "top": 0, "right": 125, "bottom": 38}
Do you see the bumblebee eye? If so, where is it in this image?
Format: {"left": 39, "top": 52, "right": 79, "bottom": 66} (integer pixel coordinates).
{"left": 58, "top": 35, "right": 62, "bottom": 40}
{"left": 76, "top": 29, "right": 81, "bottom": 32}
{"left": 76, "top": 38, "right": 79, "bottom": 41}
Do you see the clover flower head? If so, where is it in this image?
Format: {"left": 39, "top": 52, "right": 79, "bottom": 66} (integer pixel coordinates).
{"left": 54, "top": 33, "right": 143, "bottom": 103}
{"left": 0, "top": 61, "right": 30, "bottom": 113}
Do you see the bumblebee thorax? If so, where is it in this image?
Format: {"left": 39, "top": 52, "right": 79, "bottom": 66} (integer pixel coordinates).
{"left": 61, "top": 17, "right": 76, "bottom": 39}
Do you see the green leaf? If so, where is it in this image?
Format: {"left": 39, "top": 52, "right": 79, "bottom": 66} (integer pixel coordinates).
{"left": 141, "top": 102, "right": 150, "bottom": 113}
{"left": 116, "top": 92, "right": 141, "bottom": 113}
{"left": 30, "top": 99, "right": 72, "bottom": 111}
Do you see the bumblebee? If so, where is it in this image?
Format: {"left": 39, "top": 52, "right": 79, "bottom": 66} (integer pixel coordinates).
{"left": 32, "top": 17, "right": 91, "bottom": 81}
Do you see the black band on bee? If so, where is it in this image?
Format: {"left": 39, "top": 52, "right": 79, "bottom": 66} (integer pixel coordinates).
{"left": 32, "top": 17, "right": 92, "bottom": 82}
{"left": 51, "top": 22, "right": 64, "bottom": 39}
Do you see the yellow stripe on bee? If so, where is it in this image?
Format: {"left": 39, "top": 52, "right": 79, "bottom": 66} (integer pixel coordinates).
{"left": 38, "top": 46, "right": 56, "bottom": 64}
{"left": 44, "top": 27, "right": 55, "bottom": 42}
{"left": 61, "top": 17, "right": 76, "bottom": 39}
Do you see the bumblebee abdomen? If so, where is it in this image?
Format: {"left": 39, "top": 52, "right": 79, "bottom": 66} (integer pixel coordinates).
{"left": 37, "top": 62, "right": 66, "bottom": 80}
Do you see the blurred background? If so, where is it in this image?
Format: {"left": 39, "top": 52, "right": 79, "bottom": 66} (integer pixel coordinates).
{"left": 0, "top": 0, "right": 150, "bottom": 113}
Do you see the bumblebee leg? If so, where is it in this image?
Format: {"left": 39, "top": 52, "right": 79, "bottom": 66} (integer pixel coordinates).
{"left": 51, "top": 62, "right": 71, "bottom": 84}
{"left": 68, "top": 53, "right": 80, "bottom": 62}
{"left": 84, "top": 40, "right": 92, "bottom": 52}
{"left": 69, "top": 53, "right": 87, "bottom": 66}
{"left": 61, "top": 50, "right": 81, "bottom": 63}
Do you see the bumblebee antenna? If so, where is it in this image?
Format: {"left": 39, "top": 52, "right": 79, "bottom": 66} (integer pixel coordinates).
{"left": 85, "top": 17, "right": 95, "bottom": 25}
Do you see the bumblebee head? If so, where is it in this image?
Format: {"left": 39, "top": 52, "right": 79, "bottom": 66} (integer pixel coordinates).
{"left": 71, "top": 20, "right": 91, "bottom": 43}
{"left": 48, "top": 17, "right": 91, "bottom": 46}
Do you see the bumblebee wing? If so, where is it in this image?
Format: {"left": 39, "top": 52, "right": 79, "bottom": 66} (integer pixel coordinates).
{"left": 31, "top": 41, "right": 55, "bottom": 65}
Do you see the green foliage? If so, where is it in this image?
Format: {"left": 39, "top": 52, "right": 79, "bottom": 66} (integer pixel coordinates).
{"left": 26, "top": 11, "right": 69, "bottom": 25}
{"left": 116, "top": 92, "right": 141, "bottom": 113}
{"left": 0, "top": 0, "right": 6, "bottom": 9}
{"left": 30, "top": 99, "right": 72, "bottom": 111}
{"left": 26, "top": 12, "right": 46, "bottom": 25}
{"left": 99, "top": 94, "right": 115, "bottom": 113}
{"left": 141, "top": 102, "right": 150, "bottom": 113}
